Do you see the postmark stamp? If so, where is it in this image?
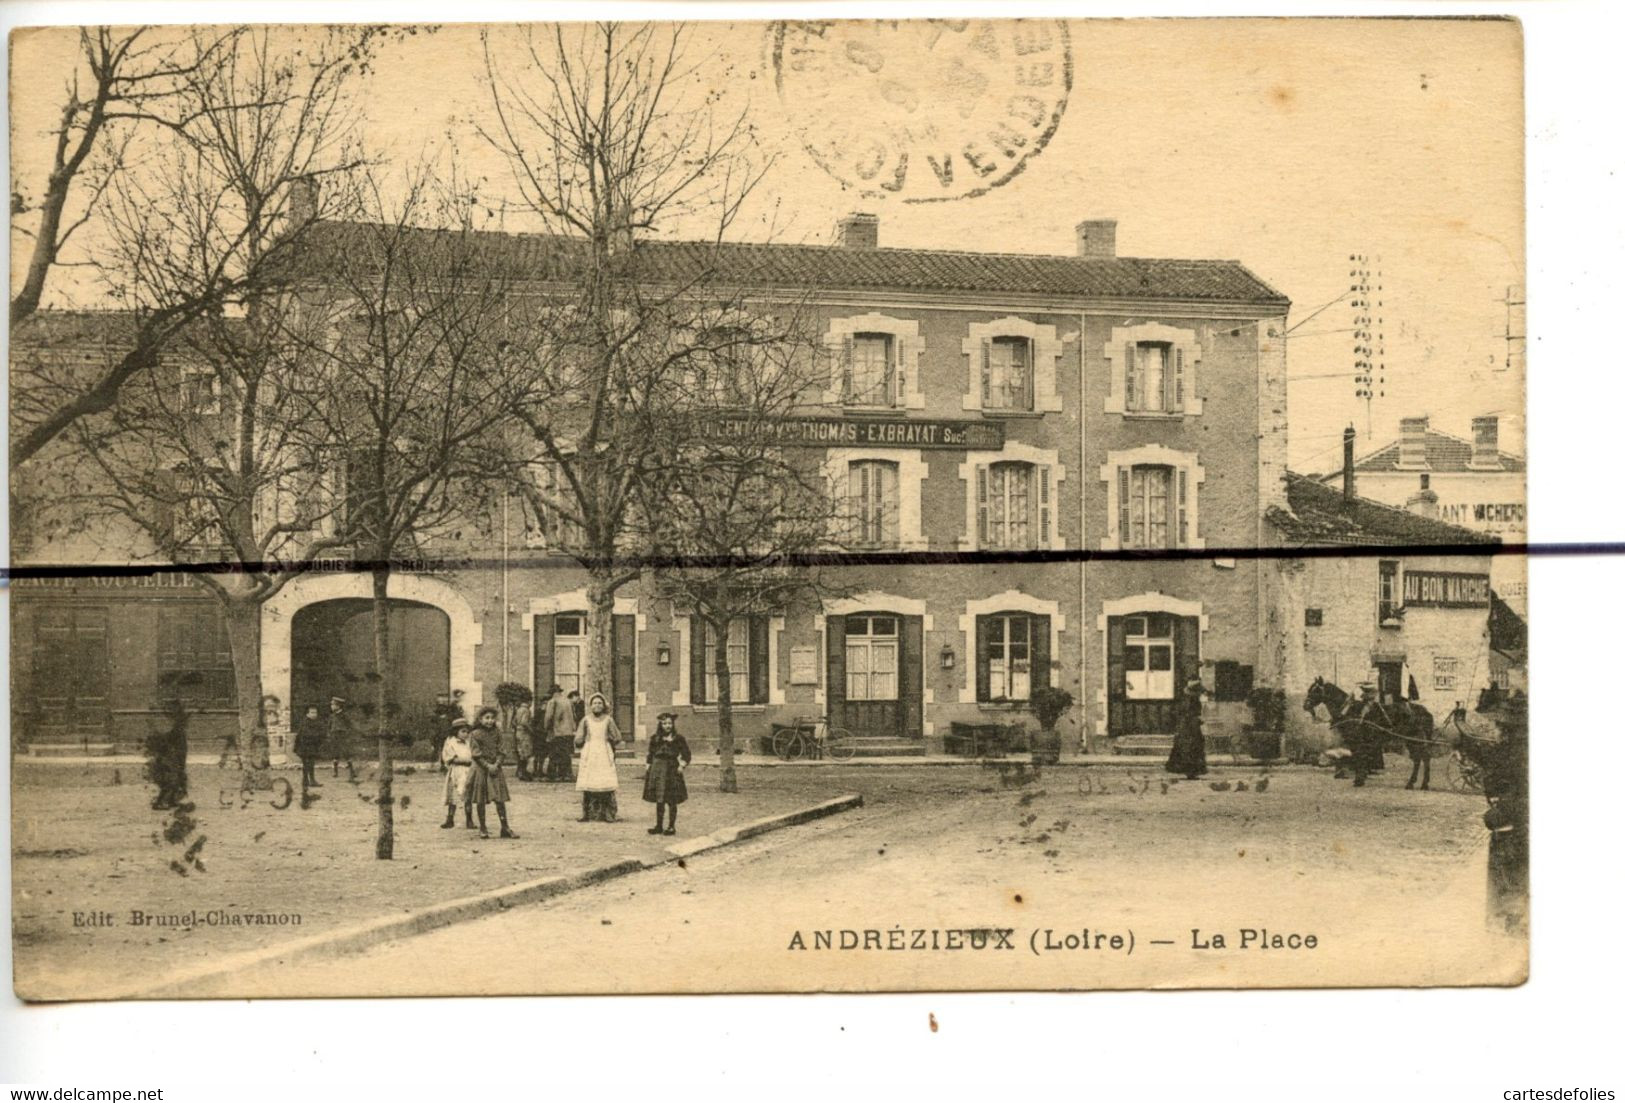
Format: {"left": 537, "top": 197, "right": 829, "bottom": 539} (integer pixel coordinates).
{"left": 769, "top": 19, "right": 1073, "bottom": 203}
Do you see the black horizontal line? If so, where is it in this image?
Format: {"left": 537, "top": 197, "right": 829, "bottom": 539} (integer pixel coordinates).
{"left": 0, "top": 540, "right": 1597, "bottom": 584}
{"left": 1149, "top": 940, "right": 1177, "bottom": 945}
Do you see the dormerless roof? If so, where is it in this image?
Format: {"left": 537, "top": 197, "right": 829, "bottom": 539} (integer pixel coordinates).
{"left": 296, "top": 220, "right": 1291, "bottom": 307}
{"left": 1267, "top": 472, "right": 1498, "bottom": 547}
{"left": 1342, "top": 427, "right": 1526, "bottom": 475}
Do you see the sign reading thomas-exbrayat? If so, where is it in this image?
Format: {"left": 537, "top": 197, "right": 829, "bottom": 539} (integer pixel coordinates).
{"left": 700, "top": 416, "right": 1005, "bottom": 450}
{"left": 1403, "top": 570, "right": 1492, "bottom": 608}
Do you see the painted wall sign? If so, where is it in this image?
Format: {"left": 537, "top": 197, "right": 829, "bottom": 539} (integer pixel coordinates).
{"left": 1403, "top": 570, "right": 1491, "bottom": 608}
{"left": 698, "top": 415, "right": 1005, "bottom": 450}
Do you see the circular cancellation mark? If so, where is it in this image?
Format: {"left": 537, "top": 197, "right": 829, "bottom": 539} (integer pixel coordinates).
{"left": 769, "top": 19, "right": 1073, "bottom": 205}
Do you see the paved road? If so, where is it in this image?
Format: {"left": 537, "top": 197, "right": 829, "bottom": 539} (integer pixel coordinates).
{"left": 196, "top": 767, "right": 1522, "bottom": 996}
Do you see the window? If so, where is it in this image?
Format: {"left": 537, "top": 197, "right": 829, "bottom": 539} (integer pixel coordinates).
{"left": 845, "top": 615, "right": 899, "bottom": 701}
{"left": 1125, "top": 341, "right": 1184, "bottom": 413}
{"left": 157, "top": 606, "right": 236, "bottom": 707}
{"left": 984, "top": 614, "right": 1032, "bottom": 701}
{"left": 525, "top": 459, "right": 584, "bottom": 550}
{"left": 847, "top": 459, "right": 899, "bottom": 549}
{"left": 703, "top": 619, "right": 751, "bottom": 704}
{"left": 1117, "top": 464, "right": 1188, "bottom": 549}
{"left": 843, "top": 333, "right": 898, "bottom": 407}
{"left": 1123, "top": 614, "right": 1175, "bottom": 701}
{"left": 978, "top": 461, "right": 1052, "bottom": 550}
{"left": 553, "top": 613, "right": 586, "bottom": 695}
{"left": 1304, "top": 608, "right": 1324, "bottom": 627}
{"left": 1378, "top": 560, "right": 1401, "bottom": 624}
{"left": 982, "top": 336, "right": 1033, "bottom": 411}
{"left": 1433, "top": 656, "right": 1458, "bottom": 692}
{"left": 180, "top": 367, "right": 222, "bottom": 415}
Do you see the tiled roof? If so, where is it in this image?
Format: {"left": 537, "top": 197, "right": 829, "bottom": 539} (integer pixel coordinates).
{"left": 1348, "top": 428, "right": 1525, "bottom": 474}
{"left": 9, "top": 310, "right": 142, "bottom": 350}
{"left": 1267, "top": 471, "right": 1498, "bottom": 547}
{"left": 294, "top": 220, "right": 1291, "bottom": 307}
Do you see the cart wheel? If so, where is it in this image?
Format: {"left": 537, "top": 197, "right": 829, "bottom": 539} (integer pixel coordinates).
{"left": 772, "top": 727, "right": 803, "bottom": 761}
{"left": 1444, "top": 750, "right": 1482, "bottom": 794}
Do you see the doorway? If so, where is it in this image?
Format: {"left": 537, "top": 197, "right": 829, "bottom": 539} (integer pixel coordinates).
{"left": 290, "top": 598, "right": 450, "bottom": 733}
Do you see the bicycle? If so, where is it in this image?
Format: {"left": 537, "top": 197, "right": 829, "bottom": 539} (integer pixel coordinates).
{"left": 772, "top": 716, "right": 857, "bottom": 762}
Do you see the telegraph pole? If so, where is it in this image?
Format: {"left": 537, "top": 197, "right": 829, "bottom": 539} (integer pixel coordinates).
{"left": 1350, "top": 254, "right": 1384, "bottom": 439}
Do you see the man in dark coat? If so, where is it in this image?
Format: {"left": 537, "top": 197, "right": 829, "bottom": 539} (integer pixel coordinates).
{"left": 1165, "top": 679, "right": 1208, "bottom": 780}
{"left": 1340, "top": 683, "right": 1387, "bottom": 787}
{"left": 145, "top": 695, "right": 191, "bottom": 810}
{"left": 327, "top": 696, "right": 358, "bottom": 781}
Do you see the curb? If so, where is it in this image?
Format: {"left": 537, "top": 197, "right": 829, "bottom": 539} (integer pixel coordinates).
{"left": 119, "top": 792, "right": 864, "bottom": 1000}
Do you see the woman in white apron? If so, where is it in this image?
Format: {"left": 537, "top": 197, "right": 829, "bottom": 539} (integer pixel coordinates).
{"left": 574, "top": 692, "right": 622, "bottom": 822}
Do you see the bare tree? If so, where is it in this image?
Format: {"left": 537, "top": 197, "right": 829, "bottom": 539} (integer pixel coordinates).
{"left": 639, "top": 318, "right": 847, "bottom": 792}
{"left": 481, "top": 22, "right": 779, "bottom": 712}
{"left": 285, "top": 170, "right": 547, "bottom": 859}
{"left": 9, "top": 25, "right": 388, "bottom": 466}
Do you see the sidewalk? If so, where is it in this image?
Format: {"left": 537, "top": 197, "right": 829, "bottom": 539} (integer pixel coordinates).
{"left": 11, "top": 761, "right": 864, "bottom": 1000}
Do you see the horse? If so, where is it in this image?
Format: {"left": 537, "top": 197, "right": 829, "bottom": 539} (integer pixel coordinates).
{"left": 1302, "top": 676, "right": 1438, "bottom": 790}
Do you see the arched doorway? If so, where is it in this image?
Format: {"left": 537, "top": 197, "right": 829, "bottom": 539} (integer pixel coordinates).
{"left": 289, "top": 599, "right": 450, "bottom": 734}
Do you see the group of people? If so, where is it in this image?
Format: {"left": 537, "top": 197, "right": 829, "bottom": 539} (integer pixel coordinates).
{"left": 290, "top": 695, "right": 363, "bottom": 788}
{"left": 432, "top": 684, "right": 694, "bottom": 840}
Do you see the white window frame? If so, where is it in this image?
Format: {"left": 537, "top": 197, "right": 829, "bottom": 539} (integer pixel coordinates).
{"left": 1094, "top": 592, "right": 1207, "bottom": 735}
{"left": 957, "top": 590, "right": 1065, "bottom": 705}
{"left": 1103, "top": 322, "right": 1203, "bottom": 417}
{"left": 961, "top": 316, "right": 1064, "bottom": 414}
{"left": 180, "top": 365, "right": 222, "bottom": 416}
{"left": 1099, "top": 445, "right": 1205, "bottom": 550}
{"left": 551, "top": 612, "right": 588, "bottom": 697}
{"left": 844, "top": 613, "right": 900, "bottom": 702}
{"left": 824, "top": 448, "right": 928, "bottom": 552}
{"left": 673, "top": 612, "right": 784, "bottom": 709}
{"left": 956, "top": 444, "right": 1066, "bottom": 551}
{"left": 823, "top": 313, "right": 925, "bottom": 410}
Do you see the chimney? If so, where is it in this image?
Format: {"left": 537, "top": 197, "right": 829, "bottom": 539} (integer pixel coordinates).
{"left": 1342, "top": 425, "right": 1357, "bottom": 508}
{"left": 1406, "top": 472, "right": 1439, "bottom": 520}
{"left": 287, "top": 176, "right": 319, "bottom": 229}
{"left": 1397, "top": 415, "right": 1429, "bottom": 470}
{"left": 834, "top": 212, "right": 879, "bottom": 250}
{"left": 1075, "top": 219, "right": 1117, "bottom": 259}
{"left": 1469, "top": 415, "right": 1501, "bottom": 470}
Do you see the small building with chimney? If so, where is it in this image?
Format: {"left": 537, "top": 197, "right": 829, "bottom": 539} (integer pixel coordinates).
{"left": 1267, "top": 428, "right": 1500, "bottom": 759}
{"left": 1316, "top": 414, "right": 1525, "bottom": 615}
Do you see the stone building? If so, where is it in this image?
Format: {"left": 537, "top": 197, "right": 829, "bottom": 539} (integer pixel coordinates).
{"left": 11, "top": 213, "right": 1295, "bottom": 757}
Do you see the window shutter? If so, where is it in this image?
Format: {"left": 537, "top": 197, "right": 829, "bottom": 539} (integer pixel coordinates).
{"left": 1117, "top": 468, "right": 1131, "bottom": 547}
{"left": 891, "top": 335, "right": 905, "bottom": 406}
{"left": 825, "top": 615, "right": 847, "bottom": 717}
{"left": 1031, "top": 614, "right": 1052, "bottom": 692}
{"left": 900, "top": 615, "right": 924, "bottom": 736}
{"left": 1177, "top": 468, "right": 1189, "bottom": 547}
{"left": 880, "top": 463, "right": 900, "bottom": 547}
{"left": 976, "top": 466, "right": 989, "bottom": 547}
{"left": 848, "top": 463, "right": 864, "bottom": 545}
{"left": 1172, "top": 347, "right": 1185, "bottom": 412}
{"left": 840, "top": 335, "right": 854, "bottom": 401}
{"left": 975, "top": 615, "right": 994, "bottom": 702}
{"left": 980, "top": 338, "right": 992, "bottom": 406}
{"left": 612, "top": 614, "right": 636, "bottom": 738}
{"left": 749, "top": 615, "right": 770, "bottom": 705}
{"left": 1020, "top": 338, "right": 1035, "bottom": 410}
{"left": 1036, "top": 466, "right": 1052, "bottom": 548}
{"left": 1124, "top": 343, "right": 1138, "bottom": 410}
{"left": 1107, "top": 617, "right": 1128, "bottom": 736}
{"left": 688, "top": 614, "right": 707, "bottom": 705}
{"left": 532, "top": 614, "right": 555, "bottom": 699}
{"left": 1174, "top": 615, "right": 1201, "bottom": 694}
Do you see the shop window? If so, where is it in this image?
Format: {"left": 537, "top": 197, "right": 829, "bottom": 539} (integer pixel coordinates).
{"left": 553, "top": 613, "right": 586, "bottom": 695}
{"left": 157, "top": 606, "right": 236, "bottom": 707}
{"left": 1123, "top": 614, "right": 1175, "bottom": 700}
{"left": 982, "top": 336, "right": 1034, "bottom": 411}
{"left": 845, "top": 614, "right": 899, "bottom": 701}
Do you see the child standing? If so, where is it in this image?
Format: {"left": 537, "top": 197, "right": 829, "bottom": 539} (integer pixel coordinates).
{"left": 292, "top": 704, "right": 325, "bottom": 792}
{"left": 467, "top": 707, "right": 518, "bottom": 839}
{"left": 441, "top": 718, "right": 475, "bottom": 829}
{"left": 643, "top": 712, "right": 691, "bottom": 836}
{"left": 574, "top": 692, "right": 622, "bottom": 822}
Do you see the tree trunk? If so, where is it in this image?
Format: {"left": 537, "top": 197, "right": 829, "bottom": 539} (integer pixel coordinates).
{"left": 586, "top": 569, "right": 617, "bottom": 708}
{"left": 371, "top": 565, "right": 395, "bottom": 860}
{"left": 222, "top": 598, "right": 266, "bottom": 783}
{"left": 711, "top": 616, "right": 739, "bottom": 793}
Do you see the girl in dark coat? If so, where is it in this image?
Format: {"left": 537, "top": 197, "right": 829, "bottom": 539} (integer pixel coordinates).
{"left": 643, "top": 712, "right": 692, "bottom": 835}
{"left": 1165, "top": 679, "right": 1209, "bottom": 780}
{"left": 467, "top": 706, "right": 518, "bottom": 839}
